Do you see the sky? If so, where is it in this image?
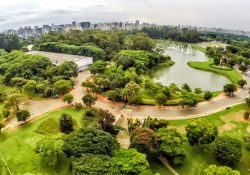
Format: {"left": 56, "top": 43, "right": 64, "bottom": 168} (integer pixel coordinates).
{"left": 0, "top": 0, "right": 250, "bottom": 31}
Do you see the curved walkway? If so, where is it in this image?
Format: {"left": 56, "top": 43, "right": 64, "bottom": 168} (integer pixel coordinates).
{"left": 4, "top": 71, "right": 250, "bottom": 130}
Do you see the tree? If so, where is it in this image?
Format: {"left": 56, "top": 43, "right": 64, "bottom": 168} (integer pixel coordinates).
{"left": 62, "top": 94, "right": 74, "bottom": 105}
{"left": 142, "top": 117, "right": 168, "bottom": 131}
{"left": 181, "top": 83, "right": 192, "bottom": 92}
{"left": 194, "top": 88, "right": 203, "bottom": 94}
{"left": 82, "top": 93, "right": 96, "bottom": 107}
{"left": 57, "top": 61, "right": 78, "bottom": 79}
{"left": 112, "top": 149, "right": 149, "bottom": 175}
{"left": 203, "top": 165, "right": 240, "bottom": 175}
{"left": 53, "top": 80, "right": 72, "bottom": 95}
{"left": 237, "top": 79, "right": 247, "bottom": 88}
{"left": 223, "top": 84, "right": 236, "bottom": 97}
{"left": 107, "top": 90, "right": 120, "bottom": 102}
{"left": 88, "top": 60, "right": 107, "bottom": 74}
{"left": 98, "top": 109, "right": 118, "bottom": 135}
{"left": 204, "top": 91, "right": 213, "bottom": 100}
{"left": 4, "top": 93, "right": 27, "bottom": 110}
{"left": 214, "top": 136, "right": 242, "bottom": 165}
{"left": 185, "top": 119, "right": 218, "bottom": 146}
{"left": 155, "top": 93, "right": 167, "bottom": 106}
{"left": 130, "top": 33, "right": 155, "bottom": 51}
{"left": 63, "top": 128, "right": 119, "bottom": 157}
{"left": 22, "top": 80, "right": 37, "bottom": 98}
{"left": 157, "top": 128, "right": 186, "bottom": 165}
{"left": 10, "top": 77, "right": 28, "bottom": 92}
{"left": 121, "top": 82, "right": 140, "bottom": 102}
{"left": 130, "top": 128, "right": 159, "bottom": 155}
{"left": 59, "top": 113, "right": 74, "bottom": 134}
{"left": 239, "top": 64, "right": 248, "bottom": 73}
{"left": 179, "top": 92, "right": 198, "bottom": 108}
{"left": 36, "top": 135, "right": 64, "bottom": 164}
{"left": 16, "top": 110, "right": 31, "bottom": 122}
{"left": 72, "top": 154, "right": 122, "bottom": 175}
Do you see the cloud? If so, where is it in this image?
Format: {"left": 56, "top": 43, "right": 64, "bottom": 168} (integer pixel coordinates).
{"left": 0, "top": 0, "right": 250, "bottom": 31}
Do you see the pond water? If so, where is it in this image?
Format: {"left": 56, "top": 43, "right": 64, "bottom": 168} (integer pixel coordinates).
{"left": 151, "top": 42, "right": 231, "bottom": 91}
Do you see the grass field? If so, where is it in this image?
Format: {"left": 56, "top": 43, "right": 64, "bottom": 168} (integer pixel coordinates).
{"left": 168, "top": 103, "right": 250, "bottom": 175}
{"left": 188, "top": 44, "right": 242, "bottom": 84}
{"left": 0, "top": 107, "right": 87, "bottom": 175}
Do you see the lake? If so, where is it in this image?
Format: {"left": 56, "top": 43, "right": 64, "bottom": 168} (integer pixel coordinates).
{"left": 151, "top": 42, "right": 231, "bottom": 91}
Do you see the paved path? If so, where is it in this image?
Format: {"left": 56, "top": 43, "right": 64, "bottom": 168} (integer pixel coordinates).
{"left": 4, "top": 71, "right": 250, "bottom": 130}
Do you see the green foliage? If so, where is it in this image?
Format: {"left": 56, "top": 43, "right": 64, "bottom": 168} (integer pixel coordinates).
{"left": 204, "top": 91, "right": 213, "bottom": 100}
{"left": 155, "top": 93, "right": 167, "bottom": 106}
{"left": 130, "top": 33, "right": 155, "bottom": 51}
{"left": 223, "top": 84, "right": 237, "bottom": 97}
{"left": 182, "top": 83, "right": 192, "bottom": 92}
{"left": 88, "top": 60, "right": 107, "bottom": 74}
{"left": 38, "top": 42, "right": 106, "bottom": 61}
{"left": 237, "top": 79, "right": 247, "bottom": 88}
{"left": 98, "top": 109, "right": 118, "bottom": 135}
{"left": 141, "top": 26, "right": 203, "bottom": 43}
{"left": 36, "top": 135, "right": 64, "bottom": 164}
{"left": 59, "top": 113, "right": 74, "bottom": 134}
{"left": 82, "top": 93, "right": 96, "bottom": 107}
{"left": 63, "top": 128, "right": 119, "bottom": 157}
{"left": 214, "top": 136, "right": 242, "bottom": 165}
{"left": 0, "top": 34, "right": 20, "bottom": 52}
{"left": 179, "top": 92, "right": 198, "bottom": 107}
{"left": 203, "top": 165, "right": 240, "bottom": 175}
{"left": 128, "top": 118, "right": 142, "bottom": 132}
{"left": 35, "top": 118, "right": 60, "bottom": 135}
{"left": 157, "top": 128, "right": 186, "bottom": 165}
{"left": 121, "top": 82, "right": 140, "bottom": 102}
{"left": 130, "top": 128, "right": 159, "bottom": 155}
{"left": 57, "top": 61, "right": 78, "bottom": 79}
{"left": 16, "top": 110, "right": 31, "bottom": 122}
{"left": 62, "top": 94, "right": 74, "bottom": 105}
{"left": 112, "top": 149, "right": 150, "bottom": 174}
{"left": 4, "top": 93, "right": 27, "bottom": 110}
{"left": 142, "top": 117, "right": 169, "bottom": 131}
{"left": 72, "top": 154, "right": 122, "bottom": 175}
{"left": 115, "top": 50, "right": 168, "bottom": 73}
{"left": 128, "top": 94, "right": 143, "bottom": 104}
{"left": 53, "top": 80, "right": 72, "bottom": 95}
{"left": 185, "top": 119, "right": 218, "bottom": 146}
{"left": 22, "top": 80, "right": 37, "bottom": 98}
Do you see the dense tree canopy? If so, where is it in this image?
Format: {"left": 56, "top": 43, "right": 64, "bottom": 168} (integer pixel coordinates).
{"left": 130, "top": 128, "right": 159, "bottom": 155}
{"left": 112, "top": 149, "right": 149, "bottom": 175}
{"left": 157, "top": 128, "right": 186, "bottom": 165}
{"left": 214, "top": 136, "right": 242, "bottom": 165}
{"left": 0, "top": 34, "right": 20, "bottom": 52}
{"left": 186, "top": 119, "right": 218, "bottom": 146}
{"left": 63, "top": 128, "right": 119, "bottom": 157}
{"left": 203, "top": 165, "right": 240, "bottom": 175}
{"left": 72, "top": 154, "right": 122, "bottom": 175}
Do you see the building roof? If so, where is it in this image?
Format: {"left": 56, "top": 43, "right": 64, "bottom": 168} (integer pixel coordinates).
{"left": 27, "top": 51, "right": 93, "bottom": 67}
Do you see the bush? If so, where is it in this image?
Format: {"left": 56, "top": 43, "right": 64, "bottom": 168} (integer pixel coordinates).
{"left": 128, "top": 94, "right": 143, "bottom": 104}
{"left": 35, "top": 118, "right": 60, "bottom": 135}
{"left": 16, "top": 110, "right": 31, "bottom": 122}
{"left": 204, "top": 91, "right": 213, "bottom": 100}
{"left": 59, "top": 113, "right": 74, "bottom": 134}
{"left": 2, "top": 108, "right": 10, "bottom": 118}
{"left": 74, "top": 102, "right": 83, "bottom": 111}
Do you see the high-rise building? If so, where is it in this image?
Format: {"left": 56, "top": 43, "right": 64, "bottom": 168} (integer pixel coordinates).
{"left": 80, "top": 22, "right": 91, "bottom": 29}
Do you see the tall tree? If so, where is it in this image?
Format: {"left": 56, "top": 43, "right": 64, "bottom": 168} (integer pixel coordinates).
{"left": 63, "top": 128, "right": 119, "bottom": 157}
{"left": 59, "top": 113, "right": 74, "bottom": 134}
{"left": 82, "top": 93, "right": 96, "bottom": 107}
{"left": 186, "top": 119, "right": 218, "bottom": 146}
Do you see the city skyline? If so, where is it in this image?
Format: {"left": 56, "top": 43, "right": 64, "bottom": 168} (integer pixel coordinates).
{"left": 0, "top": 0, "right": 250, "bottom": 32}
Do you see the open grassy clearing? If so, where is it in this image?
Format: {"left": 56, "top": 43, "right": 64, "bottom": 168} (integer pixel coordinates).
{"left": 0, "top": 107, "right": 87, "bottom": 175}
{"left": 168, "top": 103, "right": 250, "bottom": 175}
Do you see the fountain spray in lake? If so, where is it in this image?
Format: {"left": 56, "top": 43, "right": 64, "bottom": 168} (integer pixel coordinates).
{"left": 168, "top": 43, "right": 193, "bottom": 55}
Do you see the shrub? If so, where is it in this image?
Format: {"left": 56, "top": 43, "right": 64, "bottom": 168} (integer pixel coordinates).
{"left": 59, "top": 113, "right": 74, "bottom": 134}
{"left": 74, "top": 102, "right": 83, "bottom": 111}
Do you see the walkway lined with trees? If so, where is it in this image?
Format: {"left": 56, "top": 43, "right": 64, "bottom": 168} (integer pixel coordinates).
{"left": 4, "top": 70, "right": 250, "bottom": 130}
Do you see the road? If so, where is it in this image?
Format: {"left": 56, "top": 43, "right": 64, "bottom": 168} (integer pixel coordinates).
{"left": 4, "top": 71, "right": 250, "bottom": 130}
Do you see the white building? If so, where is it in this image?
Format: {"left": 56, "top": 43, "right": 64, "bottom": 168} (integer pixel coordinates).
{"left": 27, "top": 51, "right": 93, "bottom": 71}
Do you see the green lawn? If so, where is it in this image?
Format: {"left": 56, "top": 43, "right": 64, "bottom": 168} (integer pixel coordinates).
{"left": 188, "top": 44, "right": 242, "bottom": 85}
{"left": 168, "top": 103, "right": 250, "bottom": 175}
{"left": 188, "top": 58, "right": 242, "bottom": 84}
{"left": 0, "top": 107, "right": 87, "bottom": 175}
